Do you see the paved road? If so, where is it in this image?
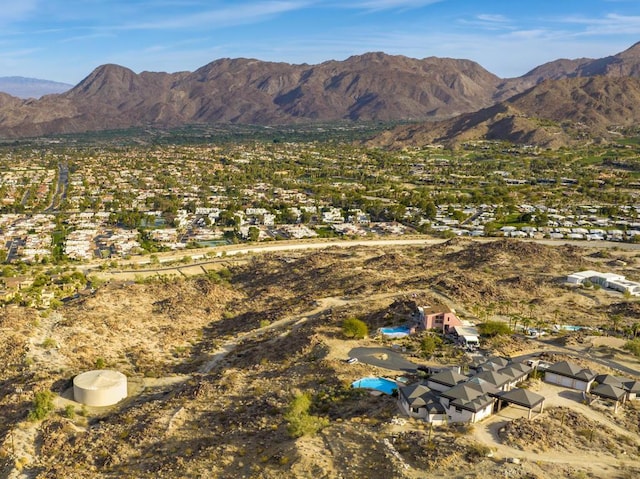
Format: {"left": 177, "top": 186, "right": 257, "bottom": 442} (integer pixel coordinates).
{"left": 348, "top": 346, "right": 420, "bottom": 373}
{"left": 512, "top": 344, "right": 640, "bottom": 378}
{"left": 85, "top": 236, "right": 640, "bottom": 273}
{"left": 47, "top": 162, "right": 69, "bottom": 213}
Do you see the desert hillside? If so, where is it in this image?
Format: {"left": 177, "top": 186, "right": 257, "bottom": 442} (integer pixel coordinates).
{"left": 1, "top": 239, "right": 640, "bottom": 478}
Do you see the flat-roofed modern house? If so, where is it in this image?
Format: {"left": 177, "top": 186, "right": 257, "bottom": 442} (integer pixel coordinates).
{"left": 567, "top": 270, "right": 640, "bottom": 296}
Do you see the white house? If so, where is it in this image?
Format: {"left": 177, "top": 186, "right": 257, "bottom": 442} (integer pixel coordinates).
{"left": 567, "top": 270, "right": 640, "bottom": 296}
{"left": 544, "top": 361, "right": 596, "bottom": 392}
{"left": 439, "top": 382, "right": 495, "bottom": 423}
{"left": 397, "top": 384, "right": 448, "bottom": 424}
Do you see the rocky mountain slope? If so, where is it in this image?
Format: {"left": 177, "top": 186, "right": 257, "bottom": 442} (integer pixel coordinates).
{"left": 369, "top": 75, "right": 640, "bottom": 149}
{"left": 497, "top": 42, "right": 640, "bottom": 99}
{"left": 3, "top": 43, "right": 640, "bottom": 141}
{"left": 0, "top": 54, "right": 501, "bottom": 138}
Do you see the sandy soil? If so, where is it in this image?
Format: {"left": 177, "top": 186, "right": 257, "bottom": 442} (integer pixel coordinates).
{"left": 2, "top": 239, "right": 640, "bottom": 478}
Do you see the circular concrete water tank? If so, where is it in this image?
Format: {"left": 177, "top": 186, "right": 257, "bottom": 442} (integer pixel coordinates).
{"left": 73, "top": 370, "right": 127, "bottom": 407}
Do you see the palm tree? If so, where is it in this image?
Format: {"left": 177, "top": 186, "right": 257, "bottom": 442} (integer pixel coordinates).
{"left": 501, "top": 300, "right": 513, "bottom": 316}
{"left": 509, "top": 313, "right": 522, "bottom": 333}
{"left": 611, "top": 314, "right": 623, "bottom": 335}
{"left": 520, "top": 317, "right": 532, "bottom": 334}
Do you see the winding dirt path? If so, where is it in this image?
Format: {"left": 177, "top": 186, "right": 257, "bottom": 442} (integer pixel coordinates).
{"left": 471, "top": 381, "right": 640, "bottom": 475}
{"left": 6, "top": 312, "right": 69, "bottom": 479}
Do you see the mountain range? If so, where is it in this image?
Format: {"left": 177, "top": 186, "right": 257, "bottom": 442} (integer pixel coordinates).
{"left": 3, "top": 43, "right": 640, "bottom": 145}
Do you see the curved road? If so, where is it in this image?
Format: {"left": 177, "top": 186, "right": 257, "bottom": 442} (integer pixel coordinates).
{"left": 348, "top": 347, "right": 419, "bottom": 373}
{"left": 83, "top": 236, "right": 640, "bottom": 278}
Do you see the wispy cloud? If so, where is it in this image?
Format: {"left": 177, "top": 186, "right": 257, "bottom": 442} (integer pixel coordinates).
{"left": 0, "top": 47, "right": 43, "bottom": 59}
{"left": 459, "top": 13, "right": 513, "bottom": 31}
{"left": 0, "top": 0, "right": 39, "bottom": 25}
{"left": 345, "top": 0, "right": 443, "bottom": 12}
{"left": 59, "top": 32, "right": 116, "bottom": 44}
{"left": 477, "top": 14, "right": 509, "bottom": 23}
{"left": 559, "top": 13, "right": 640, "bottom": 35}
{"left": 118, "top": 1, "right": 312, "bottom": 31}
{"left": 502, "top": 29, "right": 554, "bottom": 40}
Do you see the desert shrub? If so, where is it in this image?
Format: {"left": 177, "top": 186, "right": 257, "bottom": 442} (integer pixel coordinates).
{"left": 28, "top": 390, "right": 55, "bottom": 421}
{"left": 63, "top": 404, "right": 76, "bottom": 419}
{"left": 420, "top": 334, "right": 443, "bottom": 357}
{"left": 41, "top": 337, "right": 57, "bottom": 349}
{"left": 624, "top": 339, "right": 640, "bottom": 357}
{"left": 466, "top": 441, "right": 492, "bottom": 460}
{"left": 477, "top": 321, "right": 511, "bottom": 337}
{"left": 284, "top": 392, "right": 329, "bottom": 438}
{"left": 342, "top": 317, "right": 368, "bottom": 339}
{"left": 206, "top": 267, "right": 232, "bottom": 284}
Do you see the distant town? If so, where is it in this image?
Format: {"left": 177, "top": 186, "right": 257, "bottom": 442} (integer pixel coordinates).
{"left": 1, "top": 133, "right": 640, "bottom": 306}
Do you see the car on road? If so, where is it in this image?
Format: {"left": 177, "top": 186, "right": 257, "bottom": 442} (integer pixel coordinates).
{"left": 346, "top": 357, "right": 358, "bottom": 364}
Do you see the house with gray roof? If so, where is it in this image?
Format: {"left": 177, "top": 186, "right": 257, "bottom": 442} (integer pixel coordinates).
{"left": 623, "top": 380, "right": 640, "bottom": 400}
{"left": 470, "top": 356, "right": 510, "bottom": 373}
{"left": 499, "top": 363, "right": 532, "bottom": 389}
{"left": 426, "top": 369, "right": 468, "bottom": 392}
{"left": 471, "top": 370, "right": 511, "bottom": 391}
{"left": 439, "top": 382, "right": 495, "bottom": 423}
{"left": 397, "top": 384, "right": 447, "bottom": 424}
{"left": 591, "top": 383, "right": 627, "bottom": 413}
{"left": 544, "top": 360, "right": 597, "bottom": 392}
{"left": 595, "top": 374, "right": 624, "bottom": 388}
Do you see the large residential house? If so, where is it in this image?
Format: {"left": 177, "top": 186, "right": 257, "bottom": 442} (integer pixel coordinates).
{"left": 439, "top": 380, "right": 496, "bottom": 423}
{"left": 397, "top": 384, "right": 447, "bottom": 424}
{"left": 414, "top": 304, "right": 463, "bottom": 332}
{"left": 398, "top": 359, "right": 538, "bottom": 424}
{"left": 567, "top": 270, "right": 640, "bottom": 297}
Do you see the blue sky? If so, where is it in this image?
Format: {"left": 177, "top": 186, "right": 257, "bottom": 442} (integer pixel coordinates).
{"left": 1, "top": 0, "right": 640, "bottom": 84}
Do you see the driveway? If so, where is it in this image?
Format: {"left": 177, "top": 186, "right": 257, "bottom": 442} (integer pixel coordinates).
{"left": 348, "top": 346, "right": 419, "bottom": 373}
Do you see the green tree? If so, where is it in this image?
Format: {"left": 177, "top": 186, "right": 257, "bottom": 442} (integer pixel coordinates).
{"left": 611, "top": 314, "right": 623, "bottom": 334}
{"left": 248, "top": 226, "right": 260, "bottom": 242}
{"left": 478, "top": 321, "right": 511, "bottom": 337}
{"left": 624, "top": 339, "right": 640, "bottom": 357}
{"left": 284, "top": 392, "right": 329, "bottom": 438}
{"left": 420, "top": 334, "right": 443, "bottom": 357}
{"left": 28, "top": 390, "right": 55, "bottom": 421}
{"left": 424, "top": 202, "right": 437, "bottom": 220}
{"left": 342, "top": 317, "right": 368, "bottom": 339}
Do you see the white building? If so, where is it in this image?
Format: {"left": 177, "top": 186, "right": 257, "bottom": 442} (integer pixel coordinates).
{"left": 567, "top": 270, "right": 640, "bottom": 296}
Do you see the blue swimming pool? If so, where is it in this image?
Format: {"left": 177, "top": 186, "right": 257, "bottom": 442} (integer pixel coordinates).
{"left": 379, "top": 326, "right": 412, "bottom": 338}
{"left": 351, "top": 377, "right": 398, "bottom": 395}
{"left": 556, "top": 325, "right": 583, "bottom": 331}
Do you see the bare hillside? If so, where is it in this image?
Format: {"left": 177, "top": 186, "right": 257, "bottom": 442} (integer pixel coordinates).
{"left": 1, "top": 240, "right": 640, "bottom": 478}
